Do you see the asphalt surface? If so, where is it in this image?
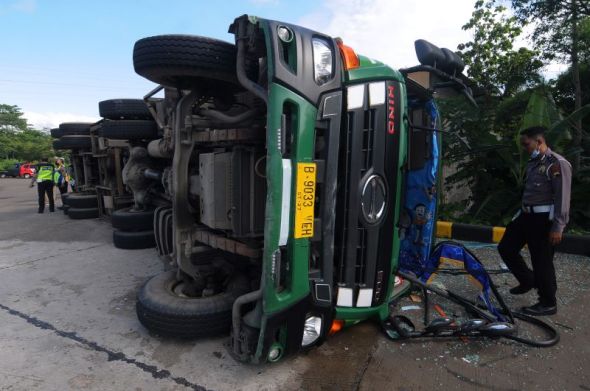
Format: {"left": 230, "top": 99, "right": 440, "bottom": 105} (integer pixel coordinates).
{"left": 0, "top": 177, "right": 589, "bottom": 391}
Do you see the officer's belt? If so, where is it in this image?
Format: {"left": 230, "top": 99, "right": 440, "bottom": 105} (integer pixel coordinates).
{"left": 522, "top": 204, "right": 552, "bottom": 214}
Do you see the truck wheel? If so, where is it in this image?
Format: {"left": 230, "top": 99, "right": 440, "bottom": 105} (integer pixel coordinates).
{"left": 113, "top": 230, "right": 156, "bottom": 249}
{"left": 68, "top": 207, "right": 99, "bottom": 219}
{"left": 66, "top": 194, "right": 98, "bottom": 208}
{"left": 99, "top": 120, "right": 158, "bottom": 140}
{"left": 136, "top": 270, "right": 250, "bottom": 338}
{"left": 112, "top": 207, "right": 155, "bottom": 230}
{"left": 99, "top": 99, "right": 152, "bottom": 120}
{"left": 133, "top": 35, "right": 255, "bottom": 90}
{"left": 59, "top": 122, "right": 93, "bottom": 136}
{"left": 53, "top": 136, "right": 92, "bottom": 150}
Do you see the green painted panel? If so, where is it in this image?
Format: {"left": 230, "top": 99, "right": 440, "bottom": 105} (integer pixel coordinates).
{"left": 262, "top": 83, "right": 318, "bottom": 314}
{"left": 347, "top": 55, "right": 404, "bottom": 83}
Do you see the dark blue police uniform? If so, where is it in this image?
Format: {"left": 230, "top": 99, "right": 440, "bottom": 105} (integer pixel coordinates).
{"left": 498, "top": 148, "right": 572, "bottom": 309}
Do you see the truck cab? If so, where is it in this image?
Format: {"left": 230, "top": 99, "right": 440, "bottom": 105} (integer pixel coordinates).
{"left": 129, "top": 15, "right": 470, "bottom": 363}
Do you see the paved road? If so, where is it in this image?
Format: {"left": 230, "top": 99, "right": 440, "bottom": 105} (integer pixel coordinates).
{"left": 0, "top": 178, "right": 589, "bottom": 390}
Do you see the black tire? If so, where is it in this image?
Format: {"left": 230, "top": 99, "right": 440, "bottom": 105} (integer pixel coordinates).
{"left": 112, "top": 207, "right": 155, "bottom": 230}
{"left": 58, "top": 122, "right": 93, "bottom": 136}
{"left": 133, "top": 35, "right": 254, "bottom": 90}
{"left": 63, "top": 205, "right": 70, "bottom": 215}
{"left": 136, "top": 270, "right": 250, "bottom": 338}
{"left": 61, "top": 193, "right": 70, "bottom": 205}
{"left": 113, "top": 230, "right": 156, "bottom": 249}
{"left": 53, "top": 136, "right": 92, "bottom": 150}
{"left": 99, "top": 120, "right": 158, "bottom": 140}
{"left": 66, "top": 194, "right": 98, "bottom": 208}
{"left": 50, "top": 128, "right": 63, "bottom": 138}
{"left": 68, "top": 207, "right": 99, "bottom": 219}
{"left": 99, "top": 99, "right": 152, "bottom": 120}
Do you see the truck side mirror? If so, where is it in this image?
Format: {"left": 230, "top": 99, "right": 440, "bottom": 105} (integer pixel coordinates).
{"left": 401, "top": 39, "right": 477, "bottom": 107}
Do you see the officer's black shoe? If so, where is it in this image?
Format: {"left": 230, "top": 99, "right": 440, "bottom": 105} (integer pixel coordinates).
{"left": 521, "top": 302, "right": 557, "bottom": 316}
{"left": 509, "top": 284, "right": 533, "bottom": 295}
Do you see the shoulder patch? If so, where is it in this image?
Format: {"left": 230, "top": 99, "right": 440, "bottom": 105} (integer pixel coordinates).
{"left": 549, "top": 160, "right": 561, "bottom": 177}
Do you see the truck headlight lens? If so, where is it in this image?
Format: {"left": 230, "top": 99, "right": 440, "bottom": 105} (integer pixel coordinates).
{"left": 312, "top": 38, "right": 333, "bottom": 85}
{"left": 277, "top": 25, "right": 293, "bottom": 43}
{"left": 267, "top": 343, "right": 283, "bottom": 362}
{"left": 301, "top": 315, "right": 322, "bottom": 347}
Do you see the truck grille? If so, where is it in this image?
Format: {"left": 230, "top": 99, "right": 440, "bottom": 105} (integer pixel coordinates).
{"left": 335, "top": 80, "right": 401, "bottom": 307}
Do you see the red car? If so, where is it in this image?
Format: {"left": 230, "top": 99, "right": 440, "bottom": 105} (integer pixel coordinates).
{"left": 0, "top": 162, "right": 36, "bottom": 178}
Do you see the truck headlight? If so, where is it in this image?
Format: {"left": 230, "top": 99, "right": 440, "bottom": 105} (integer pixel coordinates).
{"left": 312, "top": 38, "right": 333, "bottom": 85}
{"left": 277, "top": 25, "right": 293, "bottom": 43}
{"left": 302, "top": 314, "right": 323, "bottom": 347}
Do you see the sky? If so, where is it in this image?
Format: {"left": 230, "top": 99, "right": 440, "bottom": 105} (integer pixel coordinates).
{"left": 0, "top": 0, "right": 563, "bottom": 130}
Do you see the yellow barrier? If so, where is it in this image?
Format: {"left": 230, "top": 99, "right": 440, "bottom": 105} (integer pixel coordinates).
{"left": 435, "top": 221, "right": 453, "bottom": 239}
{"left": 436, "top": 221, "right": 505, "bottom": 243}
{"left": 492, "top": 226, "right": 506, "bottom": 243}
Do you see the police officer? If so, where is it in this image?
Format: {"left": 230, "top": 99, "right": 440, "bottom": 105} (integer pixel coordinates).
{"left": 30, "top": 157, "right": 56, "bottom": 213}
{"left": 498, "top": 126, "right": 572, "bottom": 316}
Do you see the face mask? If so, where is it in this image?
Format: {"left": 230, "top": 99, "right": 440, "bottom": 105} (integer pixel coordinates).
{"left": 529, "top": 139, "right": 541, "bottom": 158}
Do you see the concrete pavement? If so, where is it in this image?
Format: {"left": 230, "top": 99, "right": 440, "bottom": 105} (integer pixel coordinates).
{"left": 0, "top": 178, "right": 589, "bottom": 391}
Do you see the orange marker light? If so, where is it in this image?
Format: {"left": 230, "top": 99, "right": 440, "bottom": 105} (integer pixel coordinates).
{"left": 336, "top": 38, "right": 360, "bottom": 70}
{"left": 329, "top": 319, "right": 344, "bottom": 336}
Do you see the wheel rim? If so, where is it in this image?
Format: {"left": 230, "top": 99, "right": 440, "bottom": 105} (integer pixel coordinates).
{"left": 170, "top": 281, "right": 191, "bottom": 298}
{"left": 167, "top": 277, "right": 227, "bottom": 299}
{"left": 166, "top": 268, "right": 231, "bottom": 300}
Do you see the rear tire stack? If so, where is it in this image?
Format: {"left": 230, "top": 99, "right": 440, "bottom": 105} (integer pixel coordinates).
{"left": 97, "top": 99, "right": 159, "bottom": 141}
{"left": 51, "top": 123, "right": 93, "bottom": 151}
{"left": 64, "top": 194, "right": 99, "bottom": 219}
{"left": 97, "top": 99, "right": 159, "bottom": 249}
{"left": 111, "top": 207, "right": 156, "bottom": 249}
{"left": 51, "top": 123, "right": 97, "bottom": 217}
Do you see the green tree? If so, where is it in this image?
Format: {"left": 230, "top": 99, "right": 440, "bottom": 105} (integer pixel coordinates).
{"left": 439, "top": 88, "right": 590, "bottom": 231}
{"left": 13, "top": 129, "right": 54, "bottom": 161}
{"left": 0, "top": 104, "right": 28, "bottom": 132}
{"left": 552, "top": 16, "right": 590, "bottom": 142}
{"left": 0, "top": 103, "right": 53, "bottom": 162}
{"left": 0, "top": 104, "right": 29, "bottom": 159}
{"left": 439, "top": 0, "right": 590, "bottom": 232}
{"left": 457, "top": 0, "right": 543, "bottom": 95}
{"left": 440, "top": 0, "right": 544, "bottom": 223}
{"left": 511, "top": 0, "right": 590, "bottom": 173}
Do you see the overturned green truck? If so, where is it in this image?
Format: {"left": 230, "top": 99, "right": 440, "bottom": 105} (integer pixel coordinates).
{"left": 126, "top": 15, "right": 472, "bottom": 363}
